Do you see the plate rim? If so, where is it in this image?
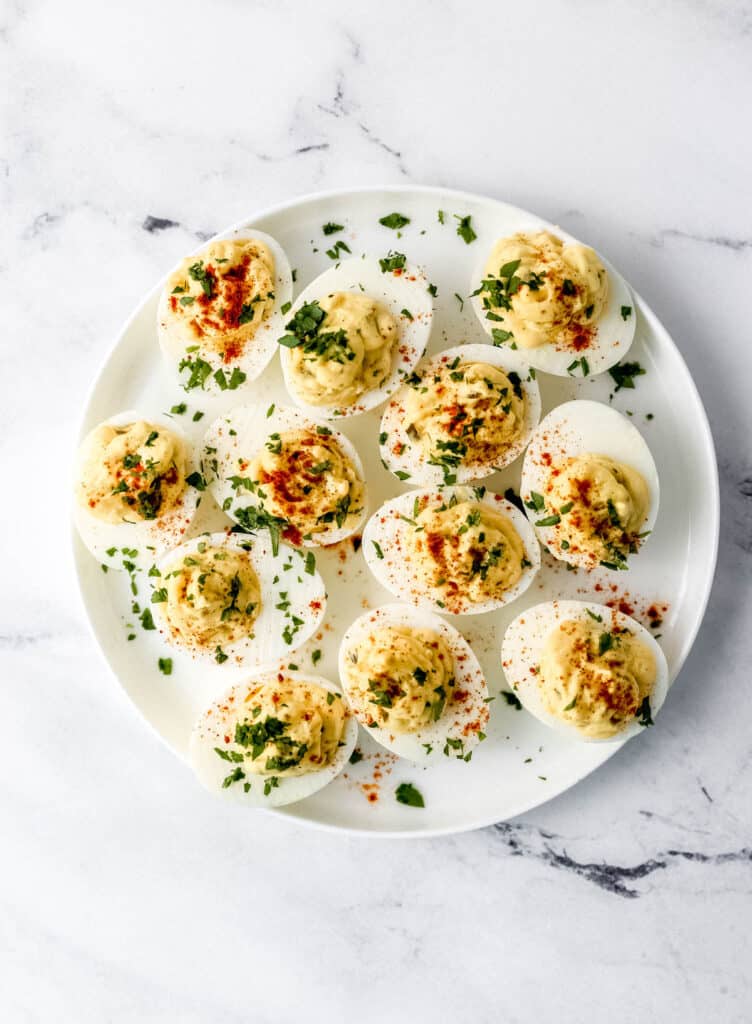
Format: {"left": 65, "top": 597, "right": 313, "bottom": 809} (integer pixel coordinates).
{"left": 72, "top": 183, "right": 721, "bottom": 838}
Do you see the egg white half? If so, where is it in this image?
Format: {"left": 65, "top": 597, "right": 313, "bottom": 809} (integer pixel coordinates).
{"left": 201, "top": 403, "right": 367, "bottom": 547}
{"left": 520, "top": 400, "right": 660, "bottom": 570}
{"left": 338, "top": 603, "right": 490, "bottom": 764}
{"left": 150, "top": 530, "right": 326, "bottom": 667}
{"left": 157, "top": 229, "right": 293, "bottom": 402}
{"left": 469, "top": 229, "right": 636, "bottom": 378}
{"left": 501, "top": 599, "right": 669, "bottom": 743}
{"left": 189, "top": 671, "right": 357, "bottom": 807}
{"left": 73, "top": 410, "right": 202, "bottom": 570}
{"left": 278, "top": 256, "right": 434, "bottom": 419}
{"left": 362, "top": 486, "right": 541, "bottom": 616}
{"left": 379, "top": 343, "right": 541, "bottom": 486}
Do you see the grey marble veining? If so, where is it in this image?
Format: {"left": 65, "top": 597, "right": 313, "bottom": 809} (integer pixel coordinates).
{"left": 3, "top": 0, "right": 752, "bottom": 1020}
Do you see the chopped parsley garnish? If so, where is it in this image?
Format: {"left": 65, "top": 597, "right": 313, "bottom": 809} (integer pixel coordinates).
{"left": 213, "top": 367, "right": 247, "bottom": 391}
{"left": 524, "top": 492, "right": 546, "bottom": 512}
{"left": 501, "top": 690, "right": 522, "bottom": 710}
{"left": 238, "top": 302, "right": 257, "bottom": 325}
{"left": 598, "top": 632, "right": 614, "bottom": 656}
{"left": 322, "top": 222, "right": 345, "bottom": 235}
{"left": 427, "top": 283, "right": 438, "bottom": 297}
{"left": 636, "top": 696, "right": 653, "bottom": 727}
{"left": 222, "top": 767, "right": 245, "bottom": 789}
{"left": 608, "top": 360, "right": 646, "bottom": 392}
{"left": 437, "top": 210, "right": 445, "bottom": 224}
{"left": 325, "top": 239, "right": 351, "bottom": 261}
{"left": 372, "top": 540, "right": 384, "bottom": 560}
{"left": 233, "top": 506, "right": 288, "bottom": 556}
{"left": 170, "top": 403, "right": 187, "bottom": 415}
{"left": 158, "top": 657, "right": 172, "bottom": 676}
{"left": 567, "top": 357, "right": 590, "bottom": 377}
{"left": 491, "top": 328, "right": 514, "bottom": 346}
{"left": 178, "top": 355, "right": 213, "bottom": 391}
{"left": 188, "top": 260, "right": 213, "bottom": 299}
{"left": 139, "top": 608, "right": 156, "bottom": 631}
{"left": 428, "top": 437, "right": 467, "bottom": 485}
{"left": 395, "top": 782, "right": 425, "bottom": 807}
{"left": 185, "top": 471, "right": 207, "bottom": 491}
{"left": 454, "top": 214, "right": 477, "bottom": 245}
{"left": 379, "top": 212, "right": 410, "bottom": 230}
{"left": 507, "top": 370, "right": 523, "bottom": 399}
{"left": 214, "top": 747, "right": 244, "bottom": 764}
{"left": 535, "top": 513, "right": 561, "bottom": 527}
{"left": 378, "top": 251, "right": 407, "bottom": 273}
{"left": 304, "top": 551, "right": 316, "bottom": 576}
{"left": 349, "top": 748, "right": 364, "bottom": 765}
{"left": 277, "top": 300, "right": 352, "bottom": 364}
{"left": 621, "top": 305, "right": 632, "bottom": 321}
{"left": 215, "top": 646, "right": 229, "bottom": 664}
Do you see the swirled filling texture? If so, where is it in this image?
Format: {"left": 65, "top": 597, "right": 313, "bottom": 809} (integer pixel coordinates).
{"left": 546, "top": 454, "right": 649, "bottom": 564}
{"left": 77, "top": 420, "right": 186, "bottom": 523}
{"left": 408, "top": 500, "right": 526, "bottom": 609}
{"left": 480, "top": 231, "right": 608, "bottom": 350}
{"left": 345, "top": 625, "right": 455, "bottom": 733}
{"left": 404, "top": 360, "right": 525, "bottom": 470}
{"left": 162, "top": 546, "right": 261, "bottom": 649}
{"left": 287, "top": 292, "right": 398, "bottom": 406}
{"left": 248, "top": 429, "right": 363, "bottom": 537}
{"left": 539, "top": 619, "right": 656, "bottom": 739}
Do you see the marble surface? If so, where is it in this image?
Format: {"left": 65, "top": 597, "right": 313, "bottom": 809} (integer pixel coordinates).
{"left": 3, "top": 0, "right": 752, "bottom": 1020}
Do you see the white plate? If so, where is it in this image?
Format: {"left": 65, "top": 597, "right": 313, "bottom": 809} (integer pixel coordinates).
{"left": 73, "top": 186, "right": 719, "bottom": 837}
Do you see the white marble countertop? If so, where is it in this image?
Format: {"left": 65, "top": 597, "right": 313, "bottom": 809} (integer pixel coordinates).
{"left": 3, "top": 0, "right": 752, "bottom": 1019}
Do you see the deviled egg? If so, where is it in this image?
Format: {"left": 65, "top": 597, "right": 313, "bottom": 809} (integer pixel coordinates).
{"left": 202, "top": 403, "right": 366, "bottom": 547}
{"left": 150, "top": 531, "right": 326, "bottom": 667}
{"left": 158, "top": 232, "right": 292, "bottom": 398}
{"left": 74, "top": 411, "right": 201, "bottom": 568}
{"left": 363, "top": 486, "right": 540, "bottom": 615}
{"left": 189, "top": 671, "right": 357, "bottom": 806}
{"left": 470, "top": 229, "right": 636, "bottom": 377}
{"left": 520, "top": 400, "right": 659, "bottom": 571}
{"left": 278, "top": 255, "right": 433, "bottom": 418}
{"left": 379, "top": 343, "right": 540, "bottom": 486}
{"left": 339, "top": 603, "right": 489, "bottom": 763}
{"left": 501, "top": 600, "right": 668, "bottom": 742}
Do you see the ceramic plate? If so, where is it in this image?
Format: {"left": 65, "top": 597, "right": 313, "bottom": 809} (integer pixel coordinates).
{"left": 73, "top": 186, "right": 719, "bottom": 837}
